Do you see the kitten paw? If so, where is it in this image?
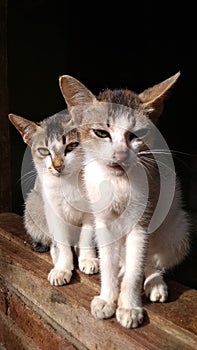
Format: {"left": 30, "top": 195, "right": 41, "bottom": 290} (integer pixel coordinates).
{"left": 78, "top": 257, "right": 99, "bottom": 274}
{"left": 91, "top": 296, "right": 116, "bottom": 319}
{"left": 116, "top": 307, "right": 144, "bottom": 328}
{"left": 48, "top": 268, "right": 72, "bottom": 286}
{"left": 144, "top": 280, "right": 168, "bottom": 302}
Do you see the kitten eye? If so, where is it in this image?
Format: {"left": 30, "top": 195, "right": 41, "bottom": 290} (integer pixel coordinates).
{"left": 38, "top": 147, "right": 50, "bottom": 156}
{"left": 93, "top": 129, "right": 110, "bottom": 138}
{"left": 65, "top": 141, "right": 79, "bottom": 155}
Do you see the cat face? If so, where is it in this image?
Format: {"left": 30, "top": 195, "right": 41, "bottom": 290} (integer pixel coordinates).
{"left": 74, "top": 103, "right": 153, "bottom": 176}
{"left": 8, "top": 112, "right": 81, "bottom": 178}
{"left": 58, "top": 72, "right": 180, "bottom": 177}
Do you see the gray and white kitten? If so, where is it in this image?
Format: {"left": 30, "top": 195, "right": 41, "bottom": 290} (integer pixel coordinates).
{"left": 8, "top": 110, "right": 99, "bottom": 286}
{"left": 59, "top": 72, "right": 190, "bottom": 328}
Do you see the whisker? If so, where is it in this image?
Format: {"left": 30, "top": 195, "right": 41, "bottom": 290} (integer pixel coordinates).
{"left": 18, "top": 168, "right": 37, "bottom": 194}
{"left": 138, "top": 149, "right": 193, "bottom": 172}
{"left": 139, "top": 155, "right": 176, "bottom": 176}
{"left": 139, "top": 149, "right": 192, "bottom": 157}
{"left": 20, "top": 170, "right": 36, "bottom": 184}
{"left": 137, "top": 159, "right": 155, "bottom": 179}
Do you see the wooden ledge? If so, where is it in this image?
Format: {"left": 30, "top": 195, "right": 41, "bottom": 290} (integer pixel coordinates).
{"left": 0, "top": 212, "right": 197, "bottom": 350}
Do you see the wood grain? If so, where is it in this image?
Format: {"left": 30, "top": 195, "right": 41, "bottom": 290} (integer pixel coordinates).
{"left": 0, "top": 213, "right": 197, "bottom": 350}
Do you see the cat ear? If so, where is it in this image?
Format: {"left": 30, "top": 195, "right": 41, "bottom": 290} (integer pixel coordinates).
{"left": 138, "top": 71, "right": 180, "bottom": 123}
{"left": 59, "top": 75, "right": 97, "bottom": 107}
{"left": 8, "top": 114, "right": 39, "bottom": 145}
{"left": 59, "top": 75, "right": 97, "bottom": 124}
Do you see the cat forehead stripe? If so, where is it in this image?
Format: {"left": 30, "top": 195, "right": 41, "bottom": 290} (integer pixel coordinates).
{"left": 44, "top": 113, "right": 70, "bottom": 140}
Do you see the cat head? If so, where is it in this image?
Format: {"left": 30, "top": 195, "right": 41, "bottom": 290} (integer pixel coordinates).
{"left": 8, "top": 111, "right": 80, "bottom": 177}
{"left": 59, "top": 73, "right": 180, "bottom": 175}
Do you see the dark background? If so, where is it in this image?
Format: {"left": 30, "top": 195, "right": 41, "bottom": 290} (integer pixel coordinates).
{"left": 7, "top": 1, "right": 197, "bottom": 288}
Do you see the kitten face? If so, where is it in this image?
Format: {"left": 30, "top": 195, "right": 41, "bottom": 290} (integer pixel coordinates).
{"left": 32, "top": 135, "right": 79, "bottom": 177}
{"left": 9, "top": 112, "right": 81, "bottom": 178}
{"left": 32, "top": 129, "right": 79, "bottom": 178}
{"left": 77, "top": 103, "right": 154, "bottom": 176}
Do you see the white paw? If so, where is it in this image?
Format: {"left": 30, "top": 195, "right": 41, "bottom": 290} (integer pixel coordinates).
{"left": 91, "top": 296, "right": 116, "bottom": 319}
{"left": 78, "top": 257, "right": 99, "bottom": 274}
{"left": 145, "top": 280, "right": 168, "bottom": 302}
{"left": 48, "top": 268, "right": 72, "bottom": 286}
{"left": 116, "top": 307, "right": 144, "bottom": 328}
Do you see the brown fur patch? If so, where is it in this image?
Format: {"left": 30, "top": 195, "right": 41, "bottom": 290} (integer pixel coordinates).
{"left": 98, "top": 89, "right": 141, "bottom": 109}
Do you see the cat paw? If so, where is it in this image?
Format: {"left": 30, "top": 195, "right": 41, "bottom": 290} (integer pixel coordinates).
{"left": 144, "top": 281, "right": 168, "bottom": 302}
{"left": 116, "top": 307, "right": 144, "bottom": 328}
{"left": 48, "top": 268, "right": 72, "bottom": 286}
{"left": 91, "top": 296, "right": 116, "bottom": 319}
{"left": 78, "top": 257, "right": 99, "bottom": 274}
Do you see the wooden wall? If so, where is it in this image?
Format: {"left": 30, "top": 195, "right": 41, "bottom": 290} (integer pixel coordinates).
{"left": 0, "top": 0, "right": 11, "bottom": 212}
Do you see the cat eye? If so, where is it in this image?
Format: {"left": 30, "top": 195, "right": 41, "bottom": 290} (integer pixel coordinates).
{"left": 93, "top": 129, "right": 111, "bottom": 138}
{"left": 127, "top": 132, "right": 136, "bottom": 142}
{"left": 38, "top": 147, "right": 50, "bottom": 156}
{"left": 127, "top": 129, "right": 148, "bottom": 142}
{"left": 65, "top": 142, "right": 79, "bottom": 155}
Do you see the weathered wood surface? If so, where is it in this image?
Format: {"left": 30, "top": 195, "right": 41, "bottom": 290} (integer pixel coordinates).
{"left": 0, "top": 212, "right": 197, "bottom": 350}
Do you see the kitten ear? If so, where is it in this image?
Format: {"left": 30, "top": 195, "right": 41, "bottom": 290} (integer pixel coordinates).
{"left": 138, "top": 71, "right": 180, "bottom": 123}
{"left": 8, "top": 114, "right": 39, "bottom": 145}
{"left": 59, "top": 75, "right": 97, "bottom": 124}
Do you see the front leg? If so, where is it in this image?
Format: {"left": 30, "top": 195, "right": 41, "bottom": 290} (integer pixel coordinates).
{"left": 116, "top": 227, "right": 147, "bottom": 328}
{"left": 91, "top": 227, "right": 121, "bottom": 320}
{"left": 44, "top": 204, "right": 74, "bottom": 286}
{"left": 77, "top": 224, "right": 99, "bottom": 275}
{"left": 48, "top": 240, "right": 74, "bottom": 286}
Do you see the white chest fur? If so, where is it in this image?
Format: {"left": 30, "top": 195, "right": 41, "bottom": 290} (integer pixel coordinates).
{"left": 41, "top": 172, "right": 84, "bottom": 226}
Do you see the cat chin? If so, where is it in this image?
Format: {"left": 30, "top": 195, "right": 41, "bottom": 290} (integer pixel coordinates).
{"left": 48, "top": 171, "right": 61, "bottom": 177}
{"left": 47, "top": 169, "right": 68, "bottom": 177}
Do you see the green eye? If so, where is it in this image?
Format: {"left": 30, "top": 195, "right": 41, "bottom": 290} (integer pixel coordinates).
{"left": 65, "top": 142, "right": 79, "bottom": 155}
{"left": 93, "top": 129, "right": 110, "bottom": 138}
{"left": 38, "top": 147, "right": 50, "bottom": 156}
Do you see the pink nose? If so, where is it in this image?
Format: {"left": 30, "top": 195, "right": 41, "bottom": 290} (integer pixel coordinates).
{"left": 115, "top": 150, "right": 129, "bottom": 162}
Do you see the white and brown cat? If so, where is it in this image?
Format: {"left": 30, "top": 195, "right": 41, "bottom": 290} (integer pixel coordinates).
{"left": 8, "top": 110, "right": 99, "bottom": 286}
{"left": 59, "top": 72, "right": 190, "bottom": 328}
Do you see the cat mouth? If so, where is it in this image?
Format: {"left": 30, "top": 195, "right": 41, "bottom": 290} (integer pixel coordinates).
{"left": 107, "top": 162, "right": 125, "bottom": 174}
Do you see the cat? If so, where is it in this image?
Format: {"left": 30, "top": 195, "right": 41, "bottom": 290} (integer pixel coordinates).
{"left": 24, "top": 178, "right": 51, "bottom": 253}
{"left": 8, "top": 109, "right": 99, "bottom": 286}
{"left": 59, "top": 72, "right": 190, "bottom": 328}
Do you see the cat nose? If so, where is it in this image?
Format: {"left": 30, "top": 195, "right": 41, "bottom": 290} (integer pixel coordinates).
{"left": 115, "top": 149, "right": 129, "bottom": 162}
{"left": 54, "top": 164, "right": 63, "bottom": 173}
{"left": 53, "top": 160, "right": 64, "bottom": 173}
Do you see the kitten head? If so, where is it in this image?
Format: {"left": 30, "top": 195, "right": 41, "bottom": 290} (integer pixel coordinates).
{"left": 8, "top": 111, "right": 80, "bottom": 177}
{"left": 59, "top": 73, "right": 180, "bottom": 176}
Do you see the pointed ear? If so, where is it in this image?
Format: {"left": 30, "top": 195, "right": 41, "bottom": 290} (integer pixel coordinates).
{"left": 138, "top": 72, "right": 180, "bottom": 123}
{"left": 8, "top": 114, "right": 39, "bottom": 145}
{"left": 59, "top": 75, "right": 97, "bottom": 108}
{"left": 59, "top": 75, "right": 98, "bottom": 124}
